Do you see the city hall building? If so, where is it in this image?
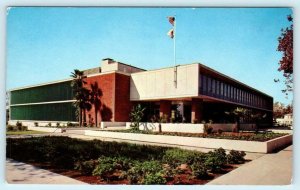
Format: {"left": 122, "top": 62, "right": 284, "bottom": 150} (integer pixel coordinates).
{"left": 9, "top": 58, "right": 273, "bottom": 126}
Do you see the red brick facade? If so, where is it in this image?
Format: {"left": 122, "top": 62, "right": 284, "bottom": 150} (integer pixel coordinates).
{"left": 114, "top": 73, "right": 132, "bottom": 122}
{"left": 84, "top": 72, "right": 131, "bottom": 126}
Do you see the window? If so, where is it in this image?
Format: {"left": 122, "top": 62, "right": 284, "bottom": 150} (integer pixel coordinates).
{"left": 201, "top": 75, "right": 207, "bottom": 93}
{"left": 207, "top": 77, "right": 212, "bottom": 94}
{"left": 231, "top": 87, "right": 234, "bottom": 101}
{"left": 212, "top": 79, "right": 216, "bottom": 95}
{"left": 216, "top": 80, "right": 220, "bottom": 96}
{"left": 220, "top": 82, "right": 224, "bottom": 97}
{"left": 224, "top": 84, "right": 227, "bottom": 98}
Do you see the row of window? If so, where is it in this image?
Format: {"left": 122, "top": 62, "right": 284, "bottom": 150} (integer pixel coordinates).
{"left": 10, "top": 81, "right": 74, "bottom": 105}
{"left": 10, "top": 102, "right": 76, "bottom": 121}
{"left": 200, "top": 74, "right": 272, "bottom": 110}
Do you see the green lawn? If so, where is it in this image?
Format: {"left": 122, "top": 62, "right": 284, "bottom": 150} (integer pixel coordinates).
{"left": 6, "top": 130, "right": 49, "bottom": 135}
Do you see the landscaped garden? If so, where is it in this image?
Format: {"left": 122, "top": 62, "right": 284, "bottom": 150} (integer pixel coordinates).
{"left": 7, "top": 136, "right": 247, "bottom": 185}
{"left": 105, "top": 129, "right": 286, "bottom": 142}
{"left": 6, "top": 121, "right": 49, "bottom": 135}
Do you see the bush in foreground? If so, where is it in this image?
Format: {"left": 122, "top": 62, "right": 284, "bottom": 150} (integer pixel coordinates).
{"left": 6, "top": 136, "right": 247, "bottom": 184}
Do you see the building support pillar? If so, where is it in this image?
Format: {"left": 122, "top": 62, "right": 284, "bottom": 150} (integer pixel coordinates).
{"left": 159, "top": 100, "right": 171, "bottom": 122}
{"left": 191, "top": 98, "right": 203, "bottom": 123}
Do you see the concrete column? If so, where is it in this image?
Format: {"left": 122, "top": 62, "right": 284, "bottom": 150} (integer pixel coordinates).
{"left": 159, "top": 100, "right": 171, "bottom": 121}
{"left": 191, "top": 98, "right": 203, "bottom": 123}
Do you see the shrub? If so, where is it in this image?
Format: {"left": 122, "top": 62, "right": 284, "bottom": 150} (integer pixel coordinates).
{"left": 161, "top": 114, "right": 168, "bottom": 123}
{"left": 217, "top": 129, "right": 223, "bottom": 134}
{"left": 22, "top": 126, "right": 28, "bottom": 131}
{"left": 205, "top": 148, "right": 227, "bottom": 172}
{"left": 47, "top": 123, "right": 52, "bottom": 127}
{"left": 67, "top": 122, "right": 74, "bottom": 127}
{"left": 75, "top": 160, "right": 98, "bottom": 175}
{"left": 143, "top": 172, "right": 167, "bottom": 185}
{"left": 6, "top": 125, "right": 15, "bottom": 131}
{"left": 34, "top": 122, "right": 38, "bottom": 127}
{"left": 51, "top": 145, "right": 75, "bottom": 169}
{"left": 226, "top": 150, "right": 246, "bottom": 164}
{"left": 162, "top": 149, "right": 190, "bottom": 168}
{"left": 126, "top": 160, "right": 165, "bottom": 184}
{"left": 163, "top": 148, "right": 207, "bottom": 168}
{"left": 93, "top": 156, "right": 133, "bottom": 180}
{"left": 16, "top": 121, "right": 22, "bottom": 127}
{"left": 126, "top": 165, "right": 143, "bottom": 184}
{"left": 204, "top": 124, "right": 213, "bottom": 134}
{"left": 56, "top": 122, "right": 61, "bottom": 127}
{"left": 191, "top": 162, "right": 208, "bottom": 179}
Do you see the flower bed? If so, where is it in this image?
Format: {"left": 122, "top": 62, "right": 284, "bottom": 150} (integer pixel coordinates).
{"left": 86, "top": 130, "right": 292, "bottom": 153}
{"left": 105, "top": 129, "right": 286, "bottom": 142}
{"left": 6, "top": 136, "right": 247, "bottom": 185}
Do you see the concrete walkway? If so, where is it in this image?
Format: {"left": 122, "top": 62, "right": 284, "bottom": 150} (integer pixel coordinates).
{"left": 6, "top": 159, "right": 87, "bottom": 184}
{"left": 207, "top": 145, "right": 293, "bottom": 185}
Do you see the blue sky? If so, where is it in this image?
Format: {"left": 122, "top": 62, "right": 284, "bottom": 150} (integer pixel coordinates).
{"left": 6, "top": 7, "right": 293, "bottom": 105}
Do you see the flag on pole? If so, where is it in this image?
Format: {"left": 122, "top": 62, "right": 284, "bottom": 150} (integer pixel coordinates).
{"left": 168, "top": 16, "right": 175, "bottom": 26}
{"left": 167, "top": 16, "right": 175, "bottom": 39}
{"left": 167, "top": 28, "right": 174, "bottom": 39}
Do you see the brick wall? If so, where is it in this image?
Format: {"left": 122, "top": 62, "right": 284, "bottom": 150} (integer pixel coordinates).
{"left": 84, "top": 72, "right": 131, "bottom": 126}
{"left": 85, "top": 73, "right": 115, "bottom": 126}
{"left": 114, "top": 73, "right": 132, "bottom": 122}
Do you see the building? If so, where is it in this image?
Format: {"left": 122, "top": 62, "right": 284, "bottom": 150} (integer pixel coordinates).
{"left": 8, "top": 58, "right": 273, "bottom": 127}
{"left": 276, "top": 114, "right": 293, "bottom": 127}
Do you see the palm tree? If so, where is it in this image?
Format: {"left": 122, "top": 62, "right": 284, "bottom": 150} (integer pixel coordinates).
{"left": 70, "top": 69, "right": 89, "bottom": 127}
{"left": 90, "top": 82, "right": 102, "bottom": 127}
{"left": 82, "top": 88, "right": 92, "bottom": 126}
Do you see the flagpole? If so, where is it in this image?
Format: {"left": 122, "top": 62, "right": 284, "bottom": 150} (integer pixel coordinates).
{"left": 173, "top": 15, "right": 177, "bottom": 88}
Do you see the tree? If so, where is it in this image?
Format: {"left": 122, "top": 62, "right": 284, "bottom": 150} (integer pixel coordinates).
{"left": 284, "top": 104, "right": 293, "bottom": 115}
{"left": 276, "top": 15, "right": 293, "bottom": 96}
{"left": 71, "top": 69, "right": 91, "bottom": 127}
{"left": 273, "top": 102, "right": 285, "bottom": 119}
{"left": 90, "top": 82, "right": 103, "bottom": 127}
{"left": 130, "top": 104, "right": 145, "bottom": 131}
{"left": 250, "top": 112, "right": 266, "bottom": 132}
{"left": 225, "top": 107, "right": 249, "bottom": 132}
{"left": 273, "top": 101, "right": 293, "bottom": 120}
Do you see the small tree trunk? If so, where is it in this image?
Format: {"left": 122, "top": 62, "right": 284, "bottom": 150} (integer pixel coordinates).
{"left": 79, "top": 108, "right": 82, "bottom": 127}
{"left": 83, "top": 108, "right": 87, "bottom": 127}
{"left": 95, "top": 108, "right": 98, "bottom": 128}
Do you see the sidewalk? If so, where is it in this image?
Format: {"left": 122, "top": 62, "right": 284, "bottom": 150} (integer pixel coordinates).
{"left": 6, "top": 159, "right": 87, "bottom": 184}
{"left": 207, "top": 145, "right": 292, "bottom": 185}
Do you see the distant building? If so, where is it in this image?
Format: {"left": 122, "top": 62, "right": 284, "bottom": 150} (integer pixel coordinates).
{"left": 8, "top": 58, "right": 273, "bottom": 126}
{"left": 276, "top": 114, "right": 293, "bottom": 127}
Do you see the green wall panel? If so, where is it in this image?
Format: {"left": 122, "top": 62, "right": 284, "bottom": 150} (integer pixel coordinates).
{"left": 11, "top": 102, "right": 77, "bottom": 121}
{"left": 11, "top": 81, "right": 73, "bottom": 104}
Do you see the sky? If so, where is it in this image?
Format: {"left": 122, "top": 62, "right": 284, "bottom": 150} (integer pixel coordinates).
{"left": 6, "top": 7, "right": 293, "bottom": 105}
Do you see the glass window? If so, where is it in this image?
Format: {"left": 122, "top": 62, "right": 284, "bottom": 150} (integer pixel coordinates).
{"left": 207, "top": 77, "right": 212, "bottom": 94}
{"left": 220, "top": 82, "right": 224, "bottom": 97}
{"left": 201, "top": 75, "right": 207, "bottom": 93}
{"left": 212, "top": 79, "right": 215, "bottom": 95}
{"left": 216, "top": 80, "right": 220, "bottom": 96}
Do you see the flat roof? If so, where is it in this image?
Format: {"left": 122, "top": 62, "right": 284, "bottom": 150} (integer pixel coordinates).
{"left": 198, "top": 63, "right": 273, "bottom": 98}
{"left": 8, "top": 59, "right": 273, "bottom": 99}
{"left": 9, "top": 78, "right": 73, "bottom": 91}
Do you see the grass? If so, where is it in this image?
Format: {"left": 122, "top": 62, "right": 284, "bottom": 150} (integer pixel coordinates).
{"left": 6, "top": 130, "right": 50, "bottom": 135}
